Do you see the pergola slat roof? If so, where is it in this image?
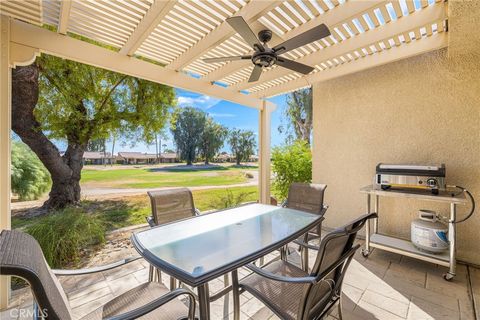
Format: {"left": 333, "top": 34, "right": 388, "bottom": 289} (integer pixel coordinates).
{"left": 0, "top": 0, "right": 448, "bottom": 102}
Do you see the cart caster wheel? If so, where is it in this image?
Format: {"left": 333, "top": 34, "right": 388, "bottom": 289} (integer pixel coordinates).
{"left": 443, "top": 273, "right": 454, "bottom": 281}
{"left": 361, "top": 249, "right": 370, "bottom": 257}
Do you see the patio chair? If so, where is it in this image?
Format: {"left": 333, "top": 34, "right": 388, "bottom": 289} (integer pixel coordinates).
{"left": 283, "top": 183, "right": 328, "bottom": 271}
{"left": 232, "top": 212, "right": 377, "bottom": 320}
{"left": 0, "top": 229, "right": 196, "bottom": 320}
{"left": 146, "top": 188, "right": 200, "bottom": 287}
{"left": 146, "top": 188, "right": 200, "bottom": 227}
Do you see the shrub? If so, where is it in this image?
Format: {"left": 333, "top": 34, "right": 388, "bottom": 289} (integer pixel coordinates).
{"left": 26, "top": 209, "right": 105, "bottom": 268}
{"left": 210, "top": 188, "right": 256, "bottom": 209}
{"left": 271, "top": 140, "right": 312, "bottom": 202}
{"left": 11, "top": 142, "right": 51, "bottom": 200}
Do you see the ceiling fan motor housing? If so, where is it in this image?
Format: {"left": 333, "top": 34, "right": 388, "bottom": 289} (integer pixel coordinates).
{"left": 252, "top": 50, "right": 277, "bottom": 67}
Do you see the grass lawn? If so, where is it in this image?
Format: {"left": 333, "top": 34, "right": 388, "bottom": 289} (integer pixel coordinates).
{"left": 81, "top": 165, "right": 256, "bottom": 189}
{"left": 13, "top": 186, "right": 259, "bottom": 231}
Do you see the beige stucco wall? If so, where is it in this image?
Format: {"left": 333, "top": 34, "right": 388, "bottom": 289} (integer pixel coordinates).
{"left": 312, "top": 1, "right": 480, "bottom": 264}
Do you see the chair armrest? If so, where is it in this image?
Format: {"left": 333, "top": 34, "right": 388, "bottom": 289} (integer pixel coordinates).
{"left": 52, "top": 256, "right": 142, "bottom": 276}
{"left": 245, "top": 263, "right": 316, "bottom": 284}
{"left": 292, "top": 239, "right": 320, "bottom": 251}
{"left": 194, "top": 208, "right": 201, "bottom": 216}
{"left": 104, "top": 288, "right": 196, "bottom": 320}
{"left": 145, "top": 216, "right": 156, "bottom": 227}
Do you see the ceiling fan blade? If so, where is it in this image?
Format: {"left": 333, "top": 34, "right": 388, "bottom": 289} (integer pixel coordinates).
{"left": 273, "top": 24, "right": 330, "bottom": 54}
{"left": 277, "top": 58, "right": 315, "bottom": 74}
{"left": 203, "top": 55, "right": 251, "bottom": 63}
{"left": 226, "top": 16, "right": 263, "bottom": 50}
{"left": 248, "top": 65, "right": 262, "bottom": 82}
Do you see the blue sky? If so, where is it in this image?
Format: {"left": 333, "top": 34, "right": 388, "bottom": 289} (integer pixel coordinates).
{"left": 43, "top": 88, "right": 291, "bottom": 154}
{"left": 109, "top": 88, "right": 290, "bottom": 154}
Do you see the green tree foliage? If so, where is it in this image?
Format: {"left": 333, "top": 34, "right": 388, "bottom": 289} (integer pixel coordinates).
{"left": 86, "top": 138, "right": 106, "bottom": 152}
{"left": 36, "top": 54, "right": 174, "bottom": 146}
{"left": 11, "top": 142, "right": 51, "bottom": 201}
{"left": 229, "top": 129, "right": 256, "bottom": 165}
{"left": 12, "top": 55, "right": 175, "bottom": 208}
{"left": 199, "top": 118, "right": 228, "bottom": 165}
{"left": 278, "top": 88, "right": 313, "bottom": 144}
{"left": 170, "top": 107, "right": 206, "bottom": 165}
{"left": 271, "top": 140, "right": 312, "bottom": 201}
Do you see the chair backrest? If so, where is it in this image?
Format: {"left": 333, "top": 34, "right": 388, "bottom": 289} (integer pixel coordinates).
{"left": 147, "top": 188, "right": 196, "bottom": 225}
{"left": 286, "top": 183, "right": 327, "bottom": 215}
{"left": 0, "top": 230, "right": 72, "bottom": 320}
{"left": 298, "top": 212, "right": 377, "bottom": 320}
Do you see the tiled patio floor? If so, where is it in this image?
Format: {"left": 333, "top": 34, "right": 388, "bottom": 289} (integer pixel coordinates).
{"left": 2, "top": 239, "right": 478, "bottom": 320}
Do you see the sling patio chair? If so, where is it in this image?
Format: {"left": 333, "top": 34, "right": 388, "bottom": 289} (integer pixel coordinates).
{"left": 231, "top": 212, "right": 377, "bottom": 320}
{"left": 282, "top": 183, "right": 328, "bottom": 271}
{"left": 0, "top": 229, "right": 196, "bottom": 320}
{"left": 146, "top": 188, "right": 200, "bottom": 287}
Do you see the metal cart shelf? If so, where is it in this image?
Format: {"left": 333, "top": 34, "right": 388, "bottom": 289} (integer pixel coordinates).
{"left": 360, "top": 185, "right": 468, "bottom": 281}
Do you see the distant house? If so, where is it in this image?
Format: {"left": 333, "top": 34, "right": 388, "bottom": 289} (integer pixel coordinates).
{"left": 214, "top": 153, "right": 234, "bottom": 163}
{"left": 117, "top": 152, "right": 179, "bottom": 164}
{"left": 160, "top": 152, "right": 179, "bottom": 163}
{"left": 60, "top": 151, "right": 114, "bottom": 165}
{"left": 84, "top": 151, "right": 115, "bottom": 165}
{"left": 213, "top": 153, "right": 258, "bottom": 163}
{"left": 117, "top": 152, "right": 157, "bottom": 164}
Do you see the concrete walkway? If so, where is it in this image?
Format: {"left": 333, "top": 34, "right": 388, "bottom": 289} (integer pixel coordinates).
{"left": 81, "top": 179, "right": 258, "bottom": 198}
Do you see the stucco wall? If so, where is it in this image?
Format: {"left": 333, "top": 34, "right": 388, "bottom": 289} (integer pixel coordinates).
{"left": 312, "top": 1, "right": 480, "bottom": 264}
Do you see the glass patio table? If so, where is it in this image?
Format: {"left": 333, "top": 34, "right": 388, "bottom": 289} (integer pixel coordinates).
{"left": 131, "top": 203, "right": 324, "bottom": 320}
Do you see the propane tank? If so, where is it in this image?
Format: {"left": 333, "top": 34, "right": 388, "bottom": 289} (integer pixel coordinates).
{"left": 411, "top": 210, "right": 448, "bottom": 253}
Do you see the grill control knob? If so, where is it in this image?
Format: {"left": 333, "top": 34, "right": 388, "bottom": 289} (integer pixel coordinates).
{"left": 427, "top": 178, "right": 438, "bottom": 187}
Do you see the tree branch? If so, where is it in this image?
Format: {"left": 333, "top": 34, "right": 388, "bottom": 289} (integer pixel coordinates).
{"left": 97, "top": 75, "right": 128, "bottom": 114}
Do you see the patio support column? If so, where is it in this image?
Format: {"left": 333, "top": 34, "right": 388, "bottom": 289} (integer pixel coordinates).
{"left": 0, "top": 15, "right": 12, "bottom": 309}
{"left": 258, "top": 100, "right": 274, "bottom": 204}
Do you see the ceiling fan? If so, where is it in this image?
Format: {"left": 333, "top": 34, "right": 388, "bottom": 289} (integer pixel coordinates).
{"left": 202, "top": 16, "right": 331, "bottom": 83}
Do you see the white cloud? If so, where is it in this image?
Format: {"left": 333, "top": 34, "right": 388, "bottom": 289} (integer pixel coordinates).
{"left": 209, "top": 112, "right": 236, "bottom": 118}
{"left": 177, "top": 95, "right": 221, "bottom": 109}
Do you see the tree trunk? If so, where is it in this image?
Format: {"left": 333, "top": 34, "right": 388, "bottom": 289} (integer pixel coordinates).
{"left": 12, "top": 64, "right": 84, "bottom": 209}
{"left": 236, "top": 157, "right": 241, "bottom": 165}
{"left": 111, "top": 135, "right": 115, "bottom": 166}
{"left": 44, "top": 145, "right": 84, "bottom": 208}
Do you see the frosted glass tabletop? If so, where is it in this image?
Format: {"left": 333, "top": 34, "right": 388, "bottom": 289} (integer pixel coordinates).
{"left": 131, "top": 203, "right": 322, "bottom": 286}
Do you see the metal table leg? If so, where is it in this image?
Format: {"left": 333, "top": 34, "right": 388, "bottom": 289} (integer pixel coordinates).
{"left": 232, "top": 270, "right": 240, "bottom": 320}
{"left": 362, "top": 194, "right": 371, "bottom": 257}
{"left": 197, "top": 283, "right": 211, "bottom": 320}
{"left": 445, "top": 203, "right": 457, "bottom": 281}
{"left": 301, "top": 233, "right": 309, "bottom": 272}
{"left": 373, "top": 195, "right": 379, "bottom": 234}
